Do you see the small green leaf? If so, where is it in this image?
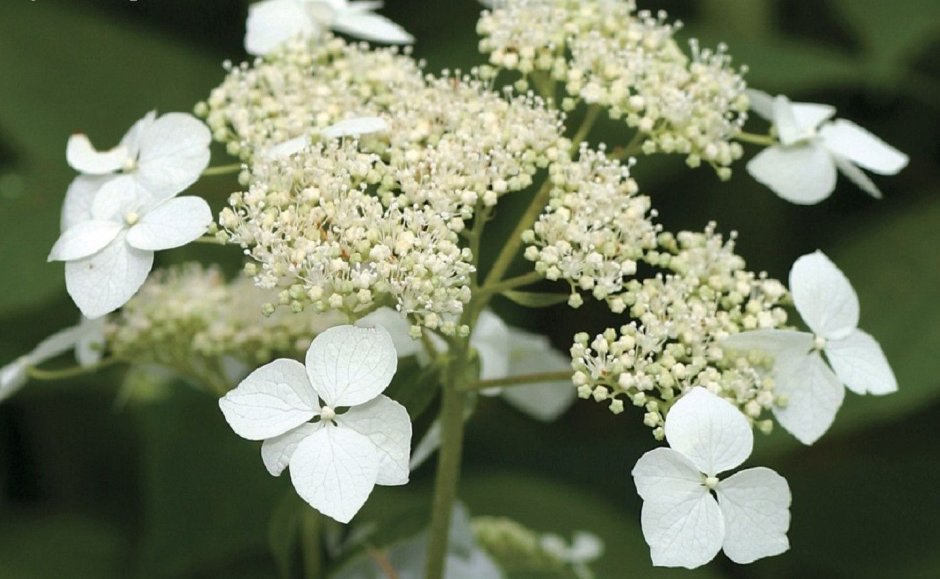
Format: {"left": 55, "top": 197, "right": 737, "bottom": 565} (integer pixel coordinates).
{"left": 384, "top": 358, "right": 441, "bottom": 421}
{"left": 501, "top": 291, "right": 569, "bottom": 308}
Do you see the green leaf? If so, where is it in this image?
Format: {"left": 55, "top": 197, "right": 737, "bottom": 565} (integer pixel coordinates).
{"left": 384, "top": 358, "right": 441, "bottom": 421}
{"left": 268, "top": 491, "right": 305, "bottom": 579}
{"left": 501, "top": 291, "right": 570, "bottom": 309}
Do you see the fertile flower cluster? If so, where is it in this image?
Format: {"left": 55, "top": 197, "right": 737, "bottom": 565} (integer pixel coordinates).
{"left": 478, "top": 0, "right": 748, "bottom": 173}
{"left": 523, "top": 145, "right": 658, "bottom": 306}
{"left": 570, "top": 225, "right": 789, "bottom": 437}
{"left": 473, "top": 517, "right": 602, "bottom": 579}
{"left": 107, "top": 264, "right": 343, "bottom": 377}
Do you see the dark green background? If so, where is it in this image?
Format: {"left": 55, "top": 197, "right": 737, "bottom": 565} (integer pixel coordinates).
{"left": 0, "top": 1, "right": 938, "bottom": 577}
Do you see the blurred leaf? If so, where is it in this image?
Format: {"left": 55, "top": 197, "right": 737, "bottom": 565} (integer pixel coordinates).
{"left": 0, "top": 513, "right": 127, "bottom": 578}
{"left": 830, "top": 0, "right": 940, "bottom": 85}
{"left": 501, "top": 291, "right": 569, "bottom": 308}
{"left": 461, "top": 471, "right": 725, "bottom": 579}
{"left": 0, "top": 1, "right": 222, "bottom": 316}
{"left": 268, "top": 491, "right": 305, "bottom": 579}
{"left": 384, "top": 359, "right": 441, "bottom": 421}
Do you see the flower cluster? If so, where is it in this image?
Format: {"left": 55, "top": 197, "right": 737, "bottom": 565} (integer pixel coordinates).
{"left": 569, "top": 225, "right": 789, "bottom": 437}
{"left": 523, "top": 145, "right": 658, "bottom": 306}
{"left": 478, "top": 0, "right": 748, "bottom": 173}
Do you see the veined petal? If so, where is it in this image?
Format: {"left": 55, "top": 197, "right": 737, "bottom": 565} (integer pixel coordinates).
{"left": 322, "top": 117, "right": 388, "bottom": 139}
{"left": 66, "top": 134, "right": 127, "bottom": 175}
{"left": 640, "top": 487, "right": 723, "bottom": 569}
{"left": 245, "top": 0, "right": 316, "bottom": 56}
{"left": 790, "top": 250, "right": 859, "bottom": 339}
{"left": 136, "top": 113, "right": 211, "bottom": 202}
{"left": 62, "top": 175, "right": 114, "bottom": 231}
{"left": 289, "top": 425, "right": 380, "bottom": 523}
{"left": 332, "top": 10, "right": 414, "bottom": 44}
{"left": 825, "top": 329, "right": 897, "bottom": 395}
{"left": 261, "top": 422, "right": 322, "bottom": 476}
{"left": 336, "top": 394, "right": 412, "bottom": 486}
{"left": 721, "top": 329, "right": 813, "bottom": 359}
{"left": 819, "top": 119, "right": 909, "bottom": 175}
{"left": 833, "top": 154, "right": 882, "bottom": 199}
{"left": 471, "top": 310, "right": 512, "bottom": 381}
{"left": 219, "top": 359, "right": 319, "bottom": 441}
{"left": 746, "top": 143, "right": 837, "bottom": 205}
{"left": 126, "top": 196, "right": 212, "bottom": 251}
{"left": 665, "top": 388, "right": 753, "bottom": 476}
{"left": 48, "top": 220, "right": 123, "bottom": 262}
{"left": 632, "top": 447, "right": 705, "bottom": 501}
{"left": 717, "top": 467, "right": 791, "bottom": 564}
{"left": 64, "top": 232, "right": 153, "bottom": 318}
{"left": 356, "top": 307, "right": 421, "bottom": 358}
{"left": 90, "top": 176, "right": 144, "bottom": 222}
{"left": 771, "top": 351, "right": 844, "bottom": 445}
{"left": 305, "top": 325, "right": 398, "bottom": 407}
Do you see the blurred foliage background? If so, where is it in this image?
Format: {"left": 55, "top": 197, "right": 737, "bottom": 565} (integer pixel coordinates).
{"left": 0, "top": 0, "right": 938, "bottom": 577}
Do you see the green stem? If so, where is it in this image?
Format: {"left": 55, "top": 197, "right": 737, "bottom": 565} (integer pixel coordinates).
{"left": 480, "top": 270, "right": 544, "bottom": 296}
{"left": 201, "top": 163, "right": 242, "bottom": 177}
{"left": 27, "top": 358, "right": 118, "bottom": 381}
{"left": 193, "top": 235, "right": 227, "bottom": 246}
{"left": 482, "top": 178, "right": 553, "bottom": 287}
{"left": 301, "top": 508, "right": 322, "bottom": 579}
{"left": 736, "top": 131, "right": 776, "bottom": 147}
{"left": 462, "top": 370, "right": 573, "bottom": 392}
{"left": 570, "top": 104, "right": 602, "bottom": 150}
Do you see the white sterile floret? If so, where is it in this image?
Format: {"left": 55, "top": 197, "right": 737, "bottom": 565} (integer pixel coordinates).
{"left": 632, "top": 388, "right": 791, "bottom": 568}
{"left": 263, "top": 116, "right": 389, "bottom": 159}
{"left": 49, "top": 176, "right": 213, "bottom": 318}
{"left": 218, "top": 325, "right": 411, "bottom": 523}
{"left": 723, "top": 250, "right": 896, "bottom": 445}
{"left": 0, "top": 316, "right": 106, "bottom": 403}
{"left": 746, "top": 89, "right": 908, "bottom": 204}
{"left": 64, "top": 111, "right": 211, "bottom": 219}
{"left": 245, "top": 0, "right": 413, "bottom": 56}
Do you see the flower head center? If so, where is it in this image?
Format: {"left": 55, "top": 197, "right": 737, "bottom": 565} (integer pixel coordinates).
{"left": 124, "top": 212, "right": 140, "bottom": 226}
{"left": 122, "top": 157, "right": 138, "bottom": 173}
{"left": 704, "top": 476, "right": 720, "bottom": 490}
{"left": 320, "top": 405, "right": 336, "bottom": 422}
{"left": 812, "top": 335, "right": 826, "bottom": 351}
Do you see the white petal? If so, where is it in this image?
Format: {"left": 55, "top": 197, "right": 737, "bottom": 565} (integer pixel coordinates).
{"left": 825, "top": 329, "right": 897, "bottom": 395}
{"left": 75, "top": 317, "right": 107, "bottom": 367}
{"left": 126, "top": 196, "right": 212, "bottom": 251}
{"left": 262, "top": 135, "right": 310, "bottom": 160}
{"left": 640, "top": 487, "right": 723, "bottom": 569}
{"left": 90, "top": 175, "right": 144, "bottom": 222}
{"left": 66, "top": 134, "right": 128, "bottom": 175}
{"left": 665, "top": 388, "right": 753, "bottom": 476}
{"left": 261, "top": 422, "right": 322, "bottom": 476}
{"left": 64, "top": 232, "right": 154, "bottom": 318}
{"left": 632, "top": 447, "right": 706, "bottom": 501}
{"left": 791, "top": 103, "right": 836, "bottom": 133}
{"left": 833, "top": 154, "right": 883, "bottom": 199}
{"left": 790, "top": 250, "right": 859, "bottom": 339}
{"left": 746, "top": 143, "right": 837, "bottom": 205}
{"left": 289, "top": 425, "right": 379, "bottom": 523}
{"left": 332, "top": 11, "right": 414, "bottom": 44}
{"left": 500, "top": 331, "right": 575, "bottom": 421}
{"left": 119, "top": 111, "right": 157, "bottom": 159}
{"left": 135, "top": 113, "right": 212, "bottom": 202}
{"left": 771, "top": 351, "right": 844, "bottom": 445}
{"left": 219, "top": 359, "right": 319, "bottom": 441}
{"left": 721, "top": 329, "right": 813, "bottom": 359}
{"left": 336, "top": 394, "right": 412, "bottom": 485}
{"left": 745, "top": 89, "right": 774, "bottom": 121}
{"left": 321, "top": 117, "right": 388, "bottom": 139}
{"left": 305, "top": 325, "right": 398, "bottom": 407}
{"left": 771, "top": 95, "right": 804, "bottom": 146}
{"left": 48, "top": 220, "right": 123, "bottom": 262}
{"left": 717, "top": 467, "right": 791, "bottom": 564}
{"left": 819, "top": 119, "right": 909, "bottom": 175}
{"left": 356, "top": 307, "right": 421, "bottom": 358}
{"left": 0, "top": 359, "right": 29, "bottom": 403}
{"left": 61, "top": 175, "right": 113, "bottom": 231}
{"left": 245, "top": 0, "right": 316, "bottom": 56}
{"left": 31, "top": 325, "right": 85, "bottom": 363}
{"left": 471, "top": 310, "right": 512, "bottom": 381}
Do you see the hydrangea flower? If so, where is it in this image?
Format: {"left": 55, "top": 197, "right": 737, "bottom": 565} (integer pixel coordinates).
{"left": 49, "top": 177, "right": 213, "bottom": 319}
{"left": 745, "top": 89, "right": 908, "bottom": 204}
{"left": 245, "top": 0, "right": 413, "bottom": 56}
{"left": 722, "top": 250, "right": 897, "bottom": 444}
{"left": 219, "top": 325, "right": 411, "bottom": 523}
{"left": 0, "top": 316, "right": 106, "bottom": 402}
{"left": 632, "top": 388, "right": 791, "bottom": 568}
{"left": 64, "top": 111, "right": 211, "bottom": 217}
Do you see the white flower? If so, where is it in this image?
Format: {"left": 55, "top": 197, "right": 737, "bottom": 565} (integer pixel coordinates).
{"left": 746, "top": 89, "right": 908, "bottom": 204}
{"left": 262, "top": 116, "right": 389, "bottom": 160}
{"left": 541, "top": 531, "right": 603, "bottom": 579}
{"left": 245, "top": 0, "right": 413, "bottom": 56}
{"left": 49, "top": 178, "right": 213, "bottom": 319}
{"left": 64, "top": 111, "right": 211, "bottom": 221}
{"left": 218, "top": 325, "right": 411, "bottom": 523}
{"left": 1, "top": 316, "right": 107, "bottom": 403}
{"left": 632, "top": 388, "right": 791, "bottom": 568}
{"left": 722, "top": 250, "right": 897, "bottom": 445}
